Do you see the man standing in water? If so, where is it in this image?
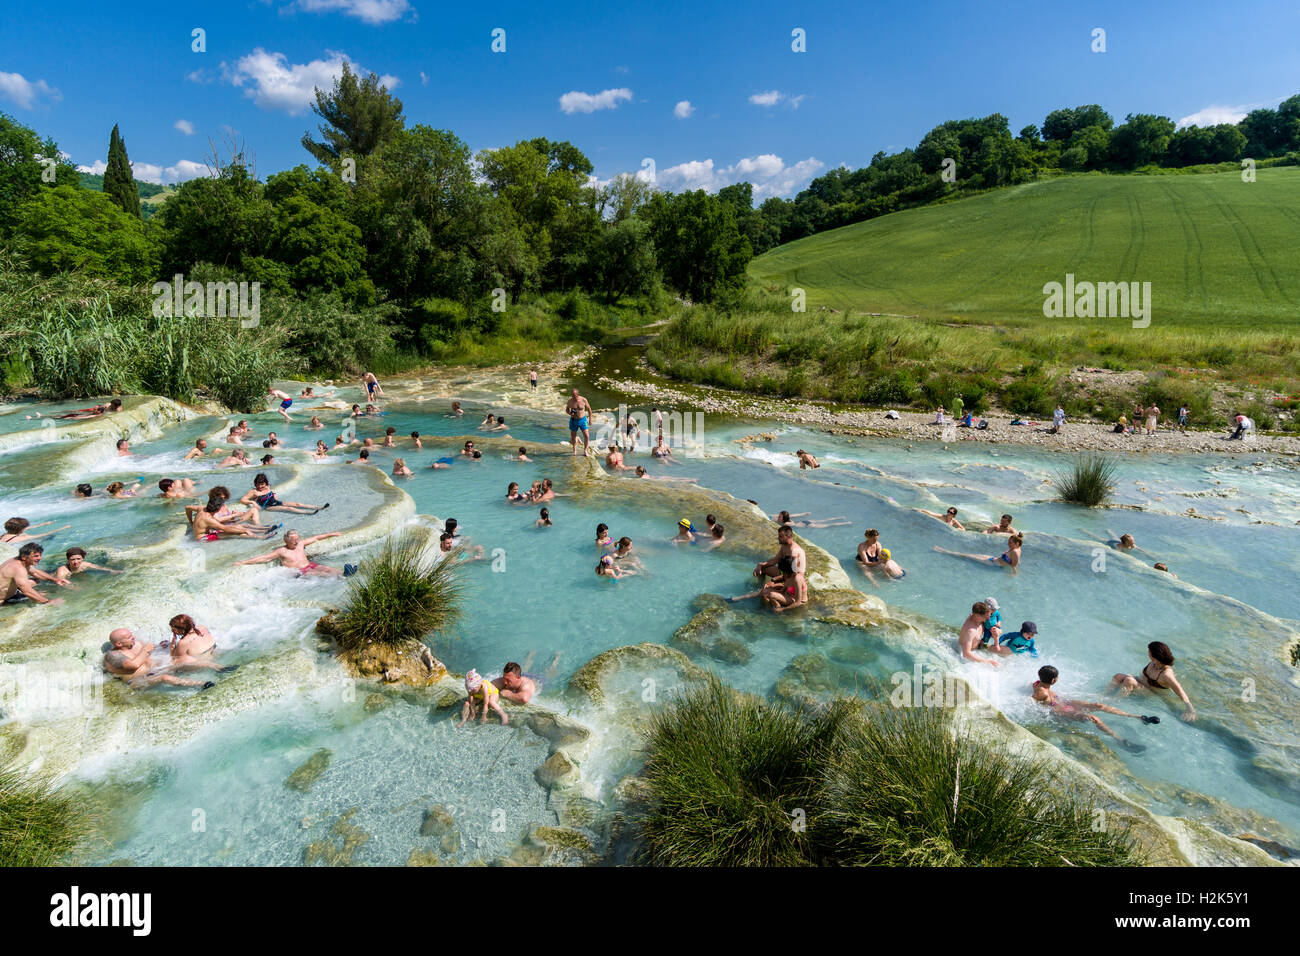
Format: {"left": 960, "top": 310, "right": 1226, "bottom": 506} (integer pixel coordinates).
{"left": 0, "top": 543, "right": 67, "bottom": 606}
{"left": 565, "top": 388, "right": 593, "bottom": 456}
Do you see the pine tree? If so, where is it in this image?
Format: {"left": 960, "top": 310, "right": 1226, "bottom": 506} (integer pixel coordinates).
{"left": 301, "top": 62, "right": 405, "bottom": 168}
{"left": 102, "top": 124, "right": 140, "bottom": 218}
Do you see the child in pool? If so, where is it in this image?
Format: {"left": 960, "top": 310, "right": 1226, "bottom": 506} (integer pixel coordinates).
{"left": 458, "top": 669, "right": 508, "bottom": 726}
{"left": 392, "top": 458, "right": 413, "bottom": 478}
{"left": 1032, "top": 665, "right": 1157, "bottom": 752}
{"left": 595, "top": 523, "right": 615, "bottom": 550}
{"left": 596, "top": 554, "right": 637, "bottom": 579}
{"left": 535, "top": 507, "right": 552, "bottom": 528}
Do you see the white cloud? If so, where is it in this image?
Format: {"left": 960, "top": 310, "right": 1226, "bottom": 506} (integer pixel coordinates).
{"left": 74, "top": 158, "right": 206, "bottom": 185}
{"left": 559, "top": 87, "right": 632, "bottom": 114}
{"left": 129, "top": 159, "right": 209, "bottom": 186}
{"left": 655, "top": 153, "right": 824, "bottom": 199}
{"left": 175, "top": 119, "right": 195, "bottom": 135}
{"left": 1176, "top": 103, "right": 1258, "bottom": 128}
{"left": 420, "top": 71, "right": 428, "bottom": 85}
{"left": 0, "top": 70, "right": 61, "bottom": 109}
{"left": 748, "top": 90, "right": 804, "bottom": 109}
{"left": 222, "top": 48, "right": 399, "bottom": 114}
{"left": 673, "top": 100, "right": 694, "bottom": 119}
{"left": 293, "top": 0, "right": 413, "bottom": 24}
{"left": 186, "top": 68, "right": 214, "bottom": 85}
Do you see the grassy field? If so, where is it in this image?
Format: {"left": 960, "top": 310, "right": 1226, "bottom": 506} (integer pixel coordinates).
{"left": 646, "top": 168, "right": 1300, "bottom": 423}
{"left": 751, "top": 167, "right": 1300, "bottom": 326}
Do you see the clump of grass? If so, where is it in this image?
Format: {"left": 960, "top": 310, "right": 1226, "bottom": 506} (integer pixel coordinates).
{"left": 0, "top": 761, "right": 87, "bottom": 866}
{"left": 1052, "top": 454, "right": 1117, "bottom": 507}
{"left": 817, "top": 704, "right": 1137, "bottom": 866}
{"left": 636, "top": 675, "right": 848, "bottom": 866}
{"left": 332, "top": 532, "right": 462, "bottom": 651}
{"left": 636, "top": 678, "right": 1140, "bottom": 867}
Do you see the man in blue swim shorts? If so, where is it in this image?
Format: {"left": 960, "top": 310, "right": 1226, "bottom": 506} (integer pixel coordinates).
{"left": 565, "top": 388, "right": 592, "bottom": 457}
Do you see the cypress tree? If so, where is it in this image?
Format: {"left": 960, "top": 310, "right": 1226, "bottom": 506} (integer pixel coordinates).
{"left": 103, "top": 124, "right": 140, "bottom": 218}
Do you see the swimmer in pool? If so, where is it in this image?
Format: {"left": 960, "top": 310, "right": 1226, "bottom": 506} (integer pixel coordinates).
{"left": 158, "top": 478, "right": 200, "bottom": 499}
{"left": 772, "top": 510, "right": 850, "bottom": 528}
{"left": 234, "top": 529, "right": 353, "bottom": 577}
{"left": 190, "top": 501, "right": 279, "bottom": 542}
{"left": 855, "top": 529, "right": 906, "bottom": 584}
{"left": 595, "top": 523, "right": 615, "bottom": 550}
{"left": 382, "top": 427, "right": 398, "bottom": 448}
{"left": 392, "top": 458, "right": 413, "bottom": 478}
{"left": 489, "top": 416, "right": 509, "bottom": 432}
{"left": 104, "top": 480, "right": 141, "bottom": 499}
{"left": 565, "top": 389, "right": 593, "bottom": 456}
{"left": 605, "top": 445, "right": 629, "bottom": 471}
{"left": 612, "top": 536, "right": 645, "bottom": 570}
{"left": 596, "top": 554, "right": 637, "bottom": 579}
{"left": 535, "top": 507, "right": 552, "bottom": 528}
{"left": 505, "top": 482, "right": 529, "bottom": 503}
{"left": 493, "top": 661, "right": 536, "bottom": 704}
{"left": 305, "top": 416, "right": 323, "bottom": 430}
{"left": 102, "top": 628, "right": 211, "bottom": 689}
{"left": 533, "top": 479, "right": 555, "bottom": 502}
{"left": 1107, "top": 641, "right": 1196, "bottom": 721}
{"left": 651, "top": 432, "right": 676, "bottom": 464}
{"left": 934, "top": 533, "right": 1023, "bottom": 573}
{"left": 184, "top": 438, "right": 214, "bottom": 460}
{"left": 1, "top": 544, "right": 67, "bottom": 606}
{"left": 632, "top": 465, "right": 697, "bottom": 483}
{"left": 916, "top": 506, "right": 966, "bottom": 530}
{"left": 447, "top": 402, "right": 463, "bottom": 418}
{"left": 313, "top": 441, "right": 330, "bottom": 461}
{"left": 268, "top": 388, "right": 294, "bottom": 422}
{"left": 983, "top": 514, "right": 1017, "bottom": 535}
{"left": 1033, "top": 665, "right": 1158, "bottom": 752}
{"left": 218, "top": 449, "right": 251, "bottom": 467}
{"left": 512, "top": 446, "right": 530, "bottom": 462}
{"left": 700, "top": 523, "right": 726, "bottom": 551}
{"left": 116, "top": 438, "right": 131, "bottom": 457}
{"left": 240, "top": 474, "right": 327, "bottom": 515}
{"left": 165, "top": 614, "right": 233, "bottom": 671}
{"left": 55, "top": 546, "right": 122, "bottom": 580}
{"left": 795, "top": 449, "right": 819, "bottom": 469}
{"left": 671, "top": 518, "right": 697, "bottom": 545}
{"left": 958, "top": 602, "right": 1000, "bottom": 668}
{"left": 2, "top": 518, "right": 70, "bottom": 544}
{"left": 458, "top": 669, "right": 508, "bottom": 726}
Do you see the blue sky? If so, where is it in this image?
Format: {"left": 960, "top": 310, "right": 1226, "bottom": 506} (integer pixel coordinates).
{"left": 2, "top": 0, "right": 1298, "bottom": 197}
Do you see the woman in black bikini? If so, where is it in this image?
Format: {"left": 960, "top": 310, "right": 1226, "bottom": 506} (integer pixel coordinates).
{"left": 1108, "top": 641, "right": 1196, "bottom": 721}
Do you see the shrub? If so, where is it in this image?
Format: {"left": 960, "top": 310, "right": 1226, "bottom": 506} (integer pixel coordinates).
{"left": 636, "top": 676, "right": 847, "bottom": 866}
{"left": 817, "top": 704, "right": 1137, "bottom": 866}
{"left": 1002, "top": 375, "right": 1056, "bottom": 416}
{"left": 0, "top": 761, "right": 86, "bottom": 866}
{"left": 636, "top": 678, "right": 1140, "bottom": 867}
{"left": 1053, "top": 454, "right": 1118, "bottom": 507}
{"left": 332, "top": 532, "right": 463, "bottom": 652}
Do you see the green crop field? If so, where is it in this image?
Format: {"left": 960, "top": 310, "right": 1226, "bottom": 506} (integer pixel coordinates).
{"left": 750, "top": 167, "right": 1300, "bottom": 328}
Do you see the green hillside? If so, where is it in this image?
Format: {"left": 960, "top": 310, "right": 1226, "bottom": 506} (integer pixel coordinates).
{"left": 750, "top": 167, "right": 1300, "bottom": 327}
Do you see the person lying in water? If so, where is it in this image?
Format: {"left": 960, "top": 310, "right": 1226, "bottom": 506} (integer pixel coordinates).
{"left": 240, "top": 474, "right": 328, "bottom": 515}
{"left": 1107, "top": 641, "right": 1196, "bottom": 722}
{"left": 187, "top": 486, "right": 269, "bottom": 530}
{"left": 105, "top": 480, "right": 141, "bottom": 499}
{"left": 493, "top": 661, "right": 536, "bottom": 704}
{"left": 772, "top": 510, "right": 850, "bottom": 528}
{"left": 102, "top": 627, "right": 212, "bottom": 689}
{"left": 32, "top": 399, "right": 123, "bottom": 420}
{"left": 915, "top": 506, "right": 966, "bottom": 530}
{"left": 2, "top": 518, "right": 70, "bottom": 545}
{"left": 1, "top": 543, "right": 67, "bottom": 606}
{"left": 158, "top": 477, "right": 200, "bottom": 499}
{"left": 1032, "top": 665, "right": 1158, "bottom": 752}
{"left": 55, "top": 547, "right": 122, "bottom": 581}
{"left": 234, "top": 529, "right": 356, "bottom": 577}
{"left": 934, "top": 533, "right": 1023, "bottom": 573}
